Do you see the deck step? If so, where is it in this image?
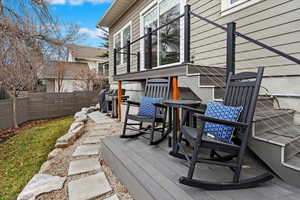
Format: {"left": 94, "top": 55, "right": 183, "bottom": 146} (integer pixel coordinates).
{"left": 186, "top": 64, "right": 226, "bottom": 77}
{"left": 256, "top": 97, "right": 275, "bottom": 111}
{"left": 254, "top": 110, "right": 295, "bottom": 136}
{"left": 285, "top": 153, "right": 300, "bottom": 171}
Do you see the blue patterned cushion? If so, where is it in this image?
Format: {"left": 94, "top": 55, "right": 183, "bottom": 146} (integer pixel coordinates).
{"left": 138, "top": 96, "right": 163, "bottom": 117}
{"left": 204, "top": 101, "right": 243, "bottom": 144}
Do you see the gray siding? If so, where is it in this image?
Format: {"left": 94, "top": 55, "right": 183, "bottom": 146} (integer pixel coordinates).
{"left": 109, "top": 0, "right": 300, "bottom": 77}
{"left": 188, "top": 0, "right": 300, "bottom": 76}
{"left": 109, "top": 0, "right": 154, "bottom": 80}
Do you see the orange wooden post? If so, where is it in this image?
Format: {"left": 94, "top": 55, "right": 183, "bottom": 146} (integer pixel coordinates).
{"left": 118, "top": 81, "right": 122, "bottom": 121}
{"left": 172, "top": 77, "right": 180, "bottom": 100}
{"left": 172, "top": 77, "right": 180, "bottom": 130}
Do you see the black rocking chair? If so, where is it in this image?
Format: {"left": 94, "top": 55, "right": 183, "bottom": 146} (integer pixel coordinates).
{"left": 121, "top": 78, "right": 171, "bottom": 145}
{"left": 176, "top": 67, "right": 274, "bottom": 190}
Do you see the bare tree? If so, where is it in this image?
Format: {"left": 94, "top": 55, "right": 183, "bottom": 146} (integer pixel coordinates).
{"left": 55, "top": 62, "right": 65, "bottom": 93}
{"left": 0, "top": 0, "right": 84, "bottom": 128}
{"left": 74, "top": 68, "right": 107, "bottom": 91}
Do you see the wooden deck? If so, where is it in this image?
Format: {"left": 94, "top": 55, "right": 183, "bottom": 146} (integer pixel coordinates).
{"left": 102, "top": 135, "right": 300, "bottom": 200}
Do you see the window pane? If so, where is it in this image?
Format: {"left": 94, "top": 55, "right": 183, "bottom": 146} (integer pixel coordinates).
{"left": 144, "top": 6, "right": 158, "bottom": 68}
{"left": 115, "top": 33, "right": 121, "bottom": 65}
{"left": 159, "top": 0, "right": 180, "bottom": 65}
{"left": 123, "top": 25, "right": 131, "bottom": 64}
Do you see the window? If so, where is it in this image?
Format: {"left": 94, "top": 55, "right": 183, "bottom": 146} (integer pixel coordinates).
{"left": 141, "top": 0, "right": 182, "bottom": 69}
{"left": 221, "top": 0, "right": 263, "bottom": 16}
{"left": 98, "top": 62, "right": 109, "bottom": 76}
{"left": 113, "top": 22, "right": 132, "bottom": 66}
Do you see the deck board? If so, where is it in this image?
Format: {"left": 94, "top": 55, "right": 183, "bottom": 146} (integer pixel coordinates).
{"left": 102, "top": 136, "right": 300, "bottom": 200}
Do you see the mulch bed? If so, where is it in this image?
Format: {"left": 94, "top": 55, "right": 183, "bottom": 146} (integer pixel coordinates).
{"left": 0, "top": 119, "right": 51, "bottom": 143}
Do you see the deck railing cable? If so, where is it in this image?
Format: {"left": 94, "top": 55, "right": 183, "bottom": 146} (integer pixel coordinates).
{"left": 113, "top": 4, "right": 300, "bottom": 77}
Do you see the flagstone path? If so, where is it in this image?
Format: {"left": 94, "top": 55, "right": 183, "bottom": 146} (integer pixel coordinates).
{"left": 28, "top": 110, "right": 133, "bottom": 200}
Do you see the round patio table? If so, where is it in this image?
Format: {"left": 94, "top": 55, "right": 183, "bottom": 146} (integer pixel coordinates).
{"left": 163, "top": 99, "right": 202, "bottom": 155}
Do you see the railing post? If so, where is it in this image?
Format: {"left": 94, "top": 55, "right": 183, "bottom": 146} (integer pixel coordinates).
{"left": 145, "top": 27, "right": 152, "bottom": 69}
{"left": 126, "top": 40, "right": 131, "bottom": 73}
{"left": 137, "top": 51, "right": 140, "bottom": 72}
{"left": 226, "top": 22, "right": 236, "bottom": 80}
{"left": 184, "top": 4, "right": 191, "bottom": 64}
{"left": 113, "top": 48, "right": 117, "bottom": 76}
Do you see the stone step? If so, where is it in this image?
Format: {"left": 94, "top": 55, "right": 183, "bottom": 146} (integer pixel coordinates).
{"left": 68, "top": 172, "right": 112, "bottom": 200}
{"left": 82, "top": 135, "right": 102, "bottom": 144}
{"left": 68, "top": 158, "right": 102, "bottom": 176}
{"left": 88, "top": 111, "right": 114, "bottom": 124}
{"left": 72, "top": 144, "right": 101, "bottom": 158}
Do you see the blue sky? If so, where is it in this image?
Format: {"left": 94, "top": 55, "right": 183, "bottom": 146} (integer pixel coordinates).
{"left": 47, "top": 0, "right": 112, "bottom": 48}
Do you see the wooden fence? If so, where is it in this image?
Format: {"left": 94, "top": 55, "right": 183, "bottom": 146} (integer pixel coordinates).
{"left": 0, "top": 92, "right": 98, "bottom": 129}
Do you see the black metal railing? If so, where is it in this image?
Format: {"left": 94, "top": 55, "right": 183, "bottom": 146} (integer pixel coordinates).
{"left": 113, "top": 4, "right": 300, "bottom": 79}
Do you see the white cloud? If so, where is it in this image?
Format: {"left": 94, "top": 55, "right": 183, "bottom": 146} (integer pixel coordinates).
{"left": 79, "top": 27, "right": 104, "bottom": 38}
{"left": 46, "top": 0, "right": 111, "bottom": 5}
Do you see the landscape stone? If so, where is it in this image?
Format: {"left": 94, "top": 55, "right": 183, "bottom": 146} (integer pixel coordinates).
{"left": 75, "top": 114, "right": 88, "bottom": 123}
{"left": 39, "top": 160, "right": 53, "bottom": 173}
{"left": 68, "top": 158, "right": 102, "bottom": 176}
{"left": 68, "top": 172, "right": 112, "bottom": 200}
{"left": 82, "top": 136, "right": 101, "bottom": 144}
{"left": 55, "top": 125, "right": 84, "bottom": 148}
{"left": 17, "top": 174, "right": 66, "bottom": 200}
{"left": 69, "top": 122, "right": 84, "bottom": 132}
{"left": 74, "top": 111, "right": 85, "bottom": 119}
{"left": 104, "top": 195, "right": 119, "bottom": 200}
{"left": 81, "top": 107, "right": 88, "bottom": 113}
{"left": 48, "top": 148, "right": 63, "bottom": 160}
{"left": 72, "top": 144, "right": 100, "bottom": 157}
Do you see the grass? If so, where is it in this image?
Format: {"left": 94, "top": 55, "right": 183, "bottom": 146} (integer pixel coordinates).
{"left": 0, "top": 116, "right": 73, "bottom": 200}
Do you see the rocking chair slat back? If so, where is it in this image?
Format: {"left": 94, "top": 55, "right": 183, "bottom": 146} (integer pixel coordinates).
{"left": 224, "top": 68, "right": 264, "bottom": 138}
{"left": 144, "top": 78, "right": 170, "bottom": 99}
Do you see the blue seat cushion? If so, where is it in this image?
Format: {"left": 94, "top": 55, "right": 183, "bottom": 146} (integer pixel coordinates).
{"left": 203, "top": 101, "right": 243, "bottom": 144}
{"left": 138, "top": 96, "right": 163, "bottom": 118}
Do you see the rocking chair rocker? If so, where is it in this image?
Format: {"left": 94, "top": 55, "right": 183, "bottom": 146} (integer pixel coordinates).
{"left": 175, "top": 67, "right": 274, "bottom": 190}
{"left": 121, "top": 78, "right": 170, "bottom": 145}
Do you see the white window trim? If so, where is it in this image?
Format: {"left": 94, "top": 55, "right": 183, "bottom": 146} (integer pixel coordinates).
{"left": 113, "top": 21, "right": 132, "bottom": 66}
{"left": 139, "top": 0, "right": 186, "bottom": 71}
{"left": 221, "top": 0, "right": 264, "bottom": 16}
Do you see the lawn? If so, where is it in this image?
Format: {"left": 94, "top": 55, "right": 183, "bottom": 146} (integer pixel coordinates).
{"left": 0, "top": 116, "right": 73, "bottom": 200}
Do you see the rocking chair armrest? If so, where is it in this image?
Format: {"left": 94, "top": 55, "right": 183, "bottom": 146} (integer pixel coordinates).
{"left": 193, "top": 113, "right": 248, "bottom": 128}
{"left": 127, "top": 100, "right": 140, "bottom": 106}
{"left": 181, "top": 105, "right": 205, "bottom": 114}
{"left": 153, "top": 102, "right": 167, "bottom": 108}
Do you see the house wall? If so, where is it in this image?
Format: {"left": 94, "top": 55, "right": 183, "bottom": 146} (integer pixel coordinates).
{"left": 107, "top": 0, "right": 300, "bottom": 109}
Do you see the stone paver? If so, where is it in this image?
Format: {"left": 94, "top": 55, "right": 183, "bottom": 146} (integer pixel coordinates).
{"left": 72, "top": 144, "right": 100, "bottom": 157}
{"left": 89, "top": 130, "right": 109, "bottom": 137}
{"left": 68, "top": 172, "right": 112, "bottom": 200}
{"left": 83, "top": 136, "right": 101, "bottom": 144}
{"left": 104, "top": 194, "right": 119, "bottom": 200}
{"left": 68, "top": 158, "right": 102, "bottom": 176}
{"left": 88, "top": 112, "right": 114, "bottom": 124}
{"left": 94, "top": 124, "right": 112, "bottom": 130}
{"left": 17, "top": 174, "right": 66, "bottom": 200}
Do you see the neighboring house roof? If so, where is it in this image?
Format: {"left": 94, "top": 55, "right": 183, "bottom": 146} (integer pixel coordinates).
{"left": 97, "top": 0, "right": 137, "bottom": 27}
{"left": 66, "top": 44, "right": 107, "bottom": 61}
{"left": 40, "top": 61, "right": 89, "bottom": 80}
